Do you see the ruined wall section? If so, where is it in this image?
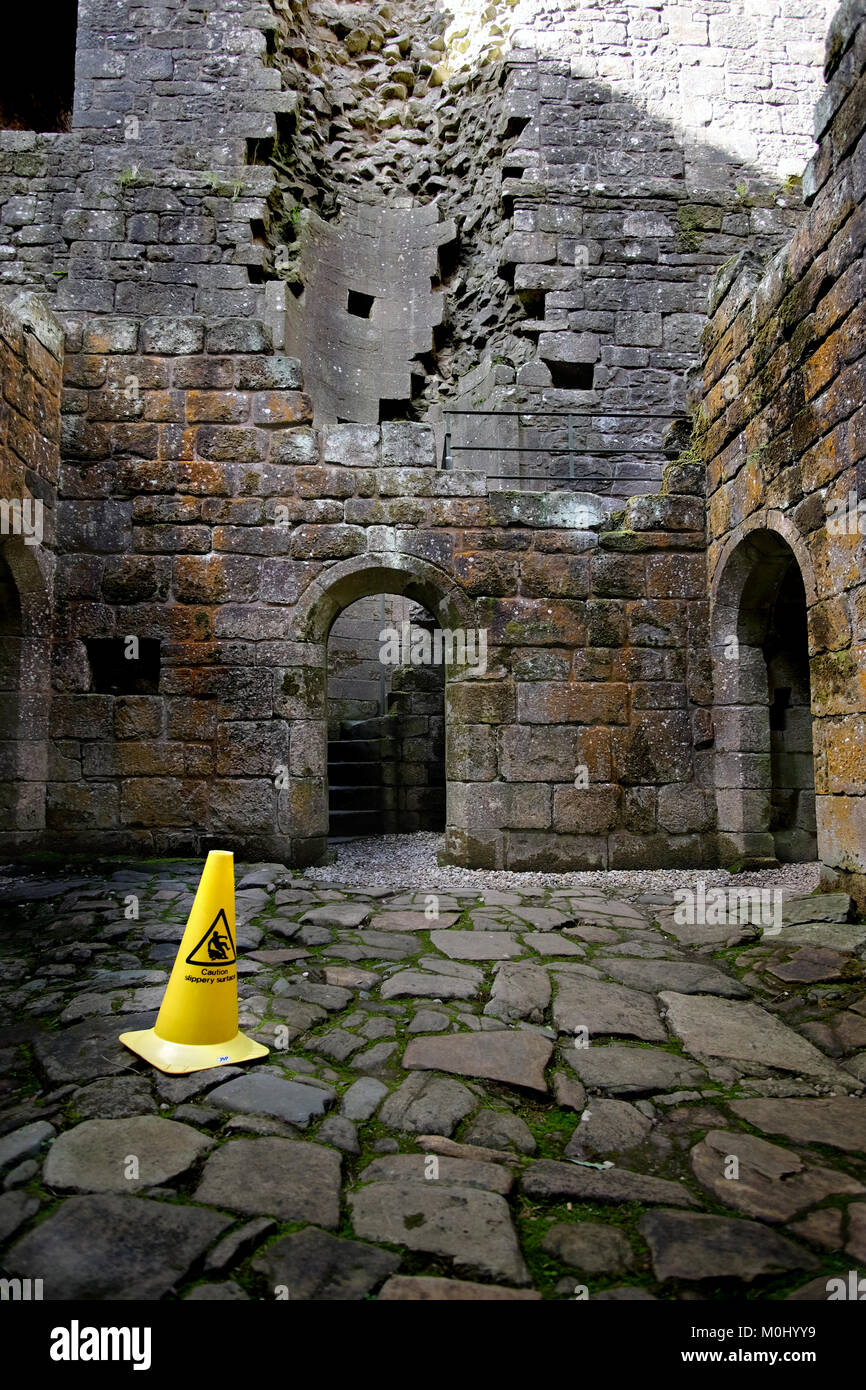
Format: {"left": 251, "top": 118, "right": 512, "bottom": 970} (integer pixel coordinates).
{"left": 263, "top": 0, "right": 832, "bottom": 484}
{"left": 284, "top": 199, "right": 457, "bottom": 426}
{"left": 701, "top": 0, "right": 866, "bottom": 905}
{"left": 266, "top": 0, "right": 521, "bottom": 421}
{"left": 506, "top": 0, "right": 833, "bottom": 182}
{"left": 0, "top": 0, "right": 286, "bottom": 321}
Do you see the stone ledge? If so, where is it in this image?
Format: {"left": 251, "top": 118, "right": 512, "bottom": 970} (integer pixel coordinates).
{"left": 0, "top": 291, "right": 64, "bottom": 359}
{"left": 824, "top": 0, "right": 866, "bottom": 80}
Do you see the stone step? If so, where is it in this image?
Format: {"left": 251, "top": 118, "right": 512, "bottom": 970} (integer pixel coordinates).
{"left": 781, "top": 892, "right": 854, "bottom": 925}
{"left": 329, "top": 786, "right": 388, "bottom": 809}
{"left": 327, "top": 761, "right": 382, "bottom": 786}
{"left": 343, "top": 718, "right": 393, "bottom": 740}
{"left": 328, "top": 738, "right": 390, "bottom": 762}
{"left": 328, "top": 808, "right": 387, "bottom": 835}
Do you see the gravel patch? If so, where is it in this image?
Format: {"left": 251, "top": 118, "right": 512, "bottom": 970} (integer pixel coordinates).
{"left": 304, "top": 834, "right": 823, "bottom": 899}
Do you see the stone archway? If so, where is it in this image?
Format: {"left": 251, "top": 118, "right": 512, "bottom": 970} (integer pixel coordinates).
{"left": 326, "top": 592, "right": 445, "bottom": 839}
{"left": 0, "top": 536, "right": 52, "bottom": 849}
{"left": 284, "top": 553, "right": 477, "bottom": 864}
{"left": 710, "top": 521, "right": 818, "bottom": 868}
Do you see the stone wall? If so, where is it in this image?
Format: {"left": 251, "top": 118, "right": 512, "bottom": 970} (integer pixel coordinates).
{"left": 0, "top": 0, "right": 282, "bottom": 322}
{"left": 328, "top": 593, "right": 421, "bottom": 726}
{"left": 1, "top": 0, "right": 863, "bottom": 886}
{"left": 701, "top": 0, "right": 866, "bottom": 906}
{"left": 263, "top": 1, "right": 833, "bottom": 498}
{"left": 48, "top": 330, "right": 711, "bottom": 868}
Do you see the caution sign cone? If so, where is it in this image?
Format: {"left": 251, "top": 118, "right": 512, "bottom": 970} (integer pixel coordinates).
{"left": 120, "top": 849, "right": 269, "bottom": 1074}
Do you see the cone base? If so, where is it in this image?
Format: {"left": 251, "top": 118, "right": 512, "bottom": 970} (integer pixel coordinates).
{"left": 119, "top": 1027, "right": 269, "bottom": 1074}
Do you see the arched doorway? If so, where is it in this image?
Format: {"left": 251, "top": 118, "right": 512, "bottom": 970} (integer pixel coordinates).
{"left": 0, "top": 546, "right": 25, "bottom": 832}
{"left": 285, "top": 553, "right": 477, "bottom": 864}
{"left": 0, "top": 538, "right": 51, "bottom": 846}
{"left": 327, "top": 593, "right": 445, "bottom": 839}
{"left": 711, "top": 527, "right": 817, "bottom": 868}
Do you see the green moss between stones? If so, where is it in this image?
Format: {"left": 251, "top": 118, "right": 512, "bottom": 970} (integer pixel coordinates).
{"left": 676, "top": 206, "right": 705, "bottom": 253}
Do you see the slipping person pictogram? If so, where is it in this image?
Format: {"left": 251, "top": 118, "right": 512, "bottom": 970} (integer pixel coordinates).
{"left": 185, "top": 907, "right": 237, "bottom": 967}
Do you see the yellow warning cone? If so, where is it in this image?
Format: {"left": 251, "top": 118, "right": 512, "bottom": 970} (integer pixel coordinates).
{"left": 120, "top": 849, "right": 269, "bottom": 1074}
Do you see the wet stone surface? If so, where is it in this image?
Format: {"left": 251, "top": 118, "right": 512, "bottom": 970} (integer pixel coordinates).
{"left": 0, "top": 862, "right": 864, "bottom": 1300}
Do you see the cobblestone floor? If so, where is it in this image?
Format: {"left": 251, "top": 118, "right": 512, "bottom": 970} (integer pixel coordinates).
{"left": 1, "top": 856, "right": 865, "bottom": 1301}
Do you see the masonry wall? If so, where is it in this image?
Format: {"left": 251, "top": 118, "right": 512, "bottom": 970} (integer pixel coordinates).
{"left": 265, "top": 0, "right": 832, "bottom": 495}
{"left": 0, "top": 0, "right": 283, "bottom": 323}
{"left": 2, "top": 0, "right": 863, "bottom": 879}
{"left": 701, "top": 0, "right": 866, "bottom": 906}
{"left": 328, "top": 593, "right": 421, "bottom": 727}
{"left": 48, "top": 333, "right": 712, "bottom": 868}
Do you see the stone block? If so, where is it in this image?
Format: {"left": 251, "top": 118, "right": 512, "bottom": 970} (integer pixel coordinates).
{"left": 205, "top": 321, "right": 273, "bottom": 354}
{"left": 121, "top": 778, "right": 207, "bottom": 828}
{"left": 447, "top": 683, "right": 516, "bottom": 725}
{"left": 612, "top": 712, "right": 694, "bottom": 786}
{"left": 507, "top": 833, "right": 607, "bottom": 872}
{"left": 381, "top": 422, "right": 436, "bottom": 468}
{"left": 501, "top": 725, "right": 579, "bottom": 782}
{"left": 553, "top": 785, "right": 621, "bottom": 834}
{"left": 235, "top": 356, "right": 303, "bottom": 391}
{"left": 141, "top": 319, "right": 205, "bottom": 355}
{"left": 516, "top": 682, "right": 628, "bottom": 726}
{"left": 537, "top": 331, "right": 600, "bottom": 363}
{"left": 252, "top": 392, "right": 313, "bottom": 426}
{"left": 591, "top": 553, "right": 646, "bottom": 598}
{"left": 446, "top": 724, "right": 498, "bottom": 781}
{"left": 657, "top": 784, "right": 713, "bottom": 834}
{"left": 500, "top": 231, "right": 557, "bottom": 264}
{"left": 614, "top": 312, "right": 663, "bottom": 347}
{"left": 114, "top": 697, "right": 163, "bottom": 741}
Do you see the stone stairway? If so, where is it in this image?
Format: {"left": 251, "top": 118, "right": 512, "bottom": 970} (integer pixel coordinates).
{"left": 327, "top": 719, "right": 392, "bottom": 840}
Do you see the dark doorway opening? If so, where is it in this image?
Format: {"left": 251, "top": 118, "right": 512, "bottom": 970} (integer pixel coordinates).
{"left": 763, "top": 562, "right": 815, "bottom": 862}
{"left": 326, "top": 594, "right": 445, "bottom": 840}
{"left": 714, "top": 530, "right": 817, "bottom": 867}
{"left": 86, "top": 637, "right": 161, "bottom": 694}
{"left": 0, "top": 3, "right": 78, "bottom": 133}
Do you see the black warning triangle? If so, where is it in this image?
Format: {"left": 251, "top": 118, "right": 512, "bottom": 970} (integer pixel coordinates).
{"left": 186, "top": 908, "right": 237, "bottom": 966}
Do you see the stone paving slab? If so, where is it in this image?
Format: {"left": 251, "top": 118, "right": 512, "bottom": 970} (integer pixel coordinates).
{"left": 689, "top": 1129, "right": 864, "bottom": 1220}
{"left": 403, "top": 1030, "right": 553, "bottom": 1093}
{"left": 521, "top": 1160, "right": 698, "bottom": 1208}
{"left": 729, "top": 1097, "right": 866, "bottom": 1152}
{"left": 378, "top": 1276, "right": 542, "bottom": 1300}
{"left": 565, "top": 1044, "right": 708, "bottom": 1094}
{"left": 4, "top": 1196, "right": 232, "bottom": 1300}
{"left": 370, "top": 911, "right": 460, "bottom": 931}
{"left": 552, "top": 974, "right": 668, "bottom": 1042}
{"left": 1, "top": 862, "right": 865, "bottom": 1302}
{"left": 251, "top": 1227, "right": 399, "bottom": 1300}
{"left": 194, "top": 1138, "right": 342, "bottom": 1225}
{"left": 638, "top": 1210, "right": 819, "bottom": 1283}
{"left": 349, "top": 1180, "right": 530, "bottom": 1286}
{"left": 430, "top": 930, "right": 525, "bottom": 959}
{"left": 44, "top": 1117, "right": 213, "bottom": 1194}
{"left": 595, "top": 957, "right": 750, "bottom": 997}
{"left": 660, "top": 991, "right": 858, "bottom": 1086}
{"left": 359, "top": 1153, "right": 514, "bottom": 1194}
